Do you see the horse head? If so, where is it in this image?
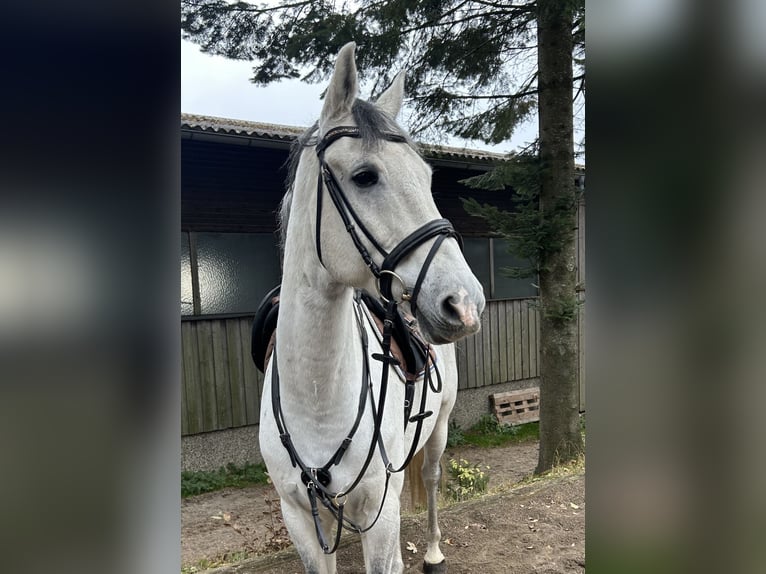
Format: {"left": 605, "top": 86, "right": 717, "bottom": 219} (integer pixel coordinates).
{"left": 300, "top": 42, "right": 485, "bottom": 344}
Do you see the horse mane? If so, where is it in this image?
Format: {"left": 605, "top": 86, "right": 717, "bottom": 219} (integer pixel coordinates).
{"left": 278, "top": 99, "right": 418, "bottom": 264}
{"left": 278, "top": 121, "right": 317, "bottom": 266}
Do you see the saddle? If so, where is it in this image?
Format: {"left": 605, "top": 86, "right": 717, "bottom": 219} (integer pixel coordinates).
{"left": 251, "top": 285, "right": 432, "bottom": 380}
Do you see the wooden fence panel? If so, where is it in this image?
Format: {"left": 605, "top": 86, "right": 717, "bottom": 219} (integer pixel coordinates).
{"left": 212, "top": 320, "right": 233, "bottom": 430}
{"left": 520, "top": 301, "right": 529, "bottom": 380}
{"left": 513, "top": 301, "right": 523, "bottom": 379}
{"left": 495, "top": 302, "right": 508, "bottom": 383}
{"left": 196, "top": 321, "right": 219, "bottom": 432}
{"left": 181, "top": 316, "right": 261, "bottom": 435}
{"left": 181, "top": 347, "right": 189, "bottom": 436}
{"left": 225, "top": 319, "right": 248, "bottom": 428}
{"left": 486, "top": 305, "right": 496, "bottom": 385}
{"left": 478, "top": 305, "right": 493, "bottom": 387}
{"left": 509, "top": 301, "right": 517, "bottom": 381}
{"left": 182, "top": 321, "right": 204, "bottom": 434}
{"left": 471, "top": 317, "right": 483, "bottom": 389}
{"left": 183, "top": 298, "right": 553, "bottom": 434}
{"left": 454, "top": 298, "right": 541, "bottom": 391}
{"left": 455, "top": 339, "right": 467, "bottom": 391}
{"left": 238, "top": 317, "right": 262, "bottom": 426}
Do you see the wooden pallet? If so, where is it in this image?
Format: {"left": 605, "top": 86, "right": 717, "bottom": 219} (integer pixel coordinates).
{"left": 491, "top": 387, "right": 540, "bottom": 425}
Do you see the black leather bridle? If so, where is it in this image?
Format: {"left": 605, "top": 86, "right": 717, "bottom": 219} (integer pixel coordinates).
{"left": 314, "top": 125, "right": 462, "bottom": 316}
{"left": 270, "top": 125, "right": 460, "bottom": 554}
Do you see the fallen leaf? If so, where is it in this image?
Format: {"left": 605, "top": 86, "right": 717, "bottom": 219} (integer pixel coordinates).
{"left": 406, "top": 541, "right": 417, "bottom": 554}
{"left": 222, "top": 512, "right": 232, "bottom": 522}
{"left": 210, "top": 515, "right": 222, "bottom": 520}
{"left": 526, "top": 545, "right": 535, "bottom": 550}
{"left": 444, "top": 538, "right": 455, "bottom": 546}
{"left": 569, "top": 503, "right": 579, "bottom": 509}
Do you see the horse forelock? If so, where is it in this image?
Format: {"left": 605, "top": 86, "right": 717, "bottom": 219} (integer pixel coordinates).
{"left": 349, "top": 99, "right": 414, "bottom": 151}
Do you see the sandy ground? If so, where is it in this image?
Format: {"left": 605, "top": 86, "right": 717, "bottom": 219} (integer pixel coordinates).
{"left": 182, "top": 441, "right": 584, "bottom": 573}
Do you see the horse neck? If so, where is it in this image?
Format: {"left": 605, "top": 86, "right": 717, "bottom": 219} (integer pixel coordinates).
{"left": 275, "top": 151, "right": 362, "bottom": 411}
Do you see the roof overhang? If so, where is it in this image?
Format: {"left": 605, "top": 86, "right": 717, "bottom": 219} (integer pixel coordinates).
{"left": 181, "top": 113, "right": 585, "bottom": 173}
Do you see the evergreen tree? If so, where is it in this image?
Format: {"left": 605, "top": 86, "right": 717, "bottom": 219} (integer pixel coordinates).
{"left": 182, "top": 0, "right": 583, "bottom": 143}
{"left": 182, "top": 0, "right": 585, "bottom": 472}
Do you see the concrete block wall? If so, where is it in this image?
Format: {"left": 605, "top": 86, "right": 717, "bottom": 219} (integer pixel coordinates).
{"left": 181, "top": 379, "right": 540, "bottom": 472}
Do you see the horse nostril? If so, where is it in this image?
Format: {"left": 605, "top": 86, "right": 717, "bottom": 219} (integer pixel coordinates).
{"left": 441, "top": 295, "right": 462, "bottom": 323}
{"left": 439, "top": 291, "right": 480, "bottom": 331}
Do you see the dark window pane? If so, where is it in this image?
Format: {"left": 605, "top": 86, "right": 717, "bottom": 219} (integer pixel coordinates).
{"left": 462, "top": 238, "right": 490, "bottom": 298}
{"left": 181, "top": 232, "right": 194, "bottom": 316}
{"left": 492, "top": 238, "right": 538, "bottom": 299}
{"left": 196, "top": 233, "right": 281, "bottom": 315}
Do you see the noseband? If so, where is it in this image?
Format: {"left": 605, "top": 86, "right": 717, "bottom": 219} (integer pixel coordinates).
{"left": 314, "top": 125, "right": 462, "bottom": 317}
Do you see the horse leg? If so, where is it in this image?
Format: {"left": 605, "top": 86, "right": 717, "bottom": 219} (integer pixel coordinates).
{"left": 281, "top": 497, "right": 337, "bottom": 574}
{"left": 360, "top": 492, "right": 405, "bottom": 574}
{"left": 421, "top": 417, "right": 449, "bottom": 573}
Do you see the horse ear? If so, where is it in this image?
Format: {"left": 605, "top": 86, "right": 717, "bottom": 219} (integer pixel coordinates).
{"left": 320, "top": 42, "right": 358, "bottom": 129}
{"left": 375, "top": 71, "right": 405, "bottom": 119}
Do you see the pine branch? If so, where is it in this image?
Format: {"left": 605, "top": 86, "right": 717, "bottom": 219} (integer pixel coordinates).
{"left": 411, "top": 88, "right": 538, "bottom": 101}
{"left": 400, "top": 8, "right": 517, "bottom": 34}
{"left": 181, "top": 0, "right": 313, "bottom": 14}
{"left": 472, "top": 0, "right": 536, "bottom": 9}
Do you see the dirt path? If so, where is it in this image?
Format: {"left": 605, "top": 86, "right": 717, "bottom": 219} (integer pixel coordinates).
{"left": 182, "top": 441, "right": 585, "bottom": 573}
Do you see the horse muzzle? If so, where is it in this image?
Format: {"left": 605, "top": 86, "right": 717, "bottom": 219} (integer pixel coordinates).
{"left": 416, "top": 285, "right": 485, "bottom": 344}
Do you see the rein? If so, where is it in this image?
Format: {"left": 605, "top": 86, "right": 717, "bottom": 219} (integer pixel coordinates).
{"left": 271, "top": 125, "right": 455, "bottom": 554}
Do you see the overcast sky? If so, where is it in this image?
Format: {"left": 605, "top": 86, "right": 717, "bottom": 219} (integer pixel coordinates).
{"left": 181, "top": 39, "right": 542, "bottom": 155}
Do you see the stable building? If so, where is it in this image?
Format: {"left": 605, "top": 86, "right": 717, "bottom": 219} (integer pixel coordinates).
{"left": 181, "top": 113, "right": 584, "bottom": 471}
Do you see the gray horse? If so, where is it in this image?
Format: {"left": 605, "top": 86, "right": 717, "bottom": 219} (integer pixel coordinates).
{"left": 259, "top": 42, "right": 485, "bottom": 574}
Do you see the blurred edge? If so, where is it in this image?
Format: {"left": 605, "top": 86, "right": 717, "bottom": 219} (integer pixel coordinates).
{"left": 0, "top": 1, "right": 765, "bottom": 573}
{"left": 0, "top": 2, "right": 179, "bottom": 573}
{"left": 588, "top": 1, "right": 766, "bottom": 573}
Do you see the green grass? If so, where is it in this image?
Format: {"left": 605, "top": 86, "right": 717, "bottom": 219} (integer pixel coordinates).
{"left": 182, "top": 462, "right": 269, "bottom": 498}
{"left": 448, "top": 415, "right": 540, "bottom": 448}
{"left": 183, "top": 414, "right": 553, "bottom": 497}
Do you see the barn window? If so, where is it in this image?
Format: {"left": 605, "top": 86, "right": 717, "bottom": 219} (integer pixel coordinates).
{"left": 491, "top": 238, "right": 538, "bottom": 299}
{"left": 181, "top": 232, "right": 194, "bottom": 316}
{"left": 462, "top": 237, "right": 538, "bottom": 300}
{"left": 462, "top": 238, "right": 492, "bottom": 299}
{"left": 182, "top": 232, "right": 281, "bottom": 316}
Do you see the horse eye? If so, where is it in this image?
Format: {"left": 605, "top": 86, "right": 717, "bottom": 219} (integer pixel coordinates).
{"left": 351, "top": 170, "right": 379, "bottom": 188}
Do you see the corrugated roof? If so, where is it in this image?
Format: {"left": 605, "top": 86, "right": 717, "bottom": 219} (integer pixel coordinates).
{"left": 182, "top": 113, "right": 305, "bottom": 141}
{"left": 181, "top": 113, "right": 585, "bottom": 170}
{"left": 182, "top": 113, "right": 508, "bottom": 163}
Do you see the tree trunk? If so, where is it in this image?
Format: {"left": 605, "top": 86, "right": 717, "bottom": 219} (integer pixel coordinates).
{"left": 535, "top": 0, "right": 583, "bottom": 474}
